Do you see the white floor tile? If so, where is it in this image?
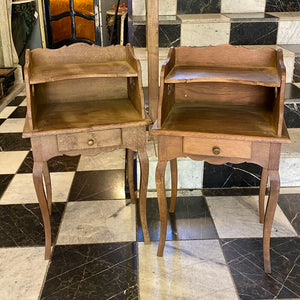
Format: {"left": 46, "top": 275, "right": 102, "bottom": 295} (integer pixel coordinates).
{"left": 77, "top": 149, "right": 125, "bottom": 171}
{"left": 0, "top": 118, "right": 25, "bottom": 133}
{"left": 138, "top": 240, "right": 238, "bottom": 300}
{"left": 0, "top": 106, "right": 16, "bottom": 118}
{"left": 56, "top": 200, "right": 136, "bottom": 245}
{"left": 0, "top": 151, "right": 28, "bottom": 174}
{"left": 0, "top": 172, "right": 74, "bottom": 204}
{"left": 206, "top": 195, "right": 297, "bottom": 238}
{"left": 221, "top": 0, "right": 266, "bottom": 13}
{"left": 0, "top": 247, "right": 48, "bottom": 300}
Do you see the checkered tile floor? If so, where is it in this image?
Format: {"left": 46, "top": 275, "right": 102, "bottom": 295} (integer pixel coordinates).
{"left": 0, "top": 93, "right": 299, "bottom": 299}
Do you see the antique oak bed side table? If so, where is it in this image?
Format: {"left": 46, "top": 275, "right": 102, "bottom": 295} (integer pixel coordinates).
{"left": 150, "top": 44, "right": 290, "bottom": 273}
{"left": 22, "top": 43, "right": 151, "bottom": 259}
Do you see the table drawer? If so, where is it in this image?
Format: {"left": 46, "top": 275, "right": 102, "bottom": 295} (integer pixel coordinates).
{"left": 183, "top": 137, "right": 252, "bottom": 159}
{"left": 57, "top": 129, "right": 121, "bottom": 151}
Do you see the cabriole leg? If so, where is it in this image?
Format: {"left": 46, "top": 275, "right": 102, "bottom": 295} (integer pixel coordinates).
{"left": 138, "top": 148, "right": 150, "bottom": 244}
{"left": 263, "top": 170, "right": 280, "bottom": 273}
{"left": 126, "top": 149, "right": 136, "bottom": 204}
{"left": 42, "top": 162, "right": 52, "bottom": 215}
{"left": 259, "top": 168, "right": 268, "bottom": 224}
{"left": 156, "top": 160, "right": 168, "bottom": 257}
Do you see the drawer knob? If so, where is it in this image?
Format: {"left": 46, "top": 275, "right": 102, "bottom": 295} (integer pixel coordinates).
{"left": 212, "top": 146, "right": 220, "bottom": 155}
{"left": 87, "top": 139, "right": 94, "bottom": 146}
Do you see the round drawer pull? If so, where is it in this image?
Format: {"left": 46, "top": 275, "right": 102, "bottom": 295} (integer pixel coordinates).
{"left": 87, "top": 139, "right": 94, "bottom": 146}
{"left": 212, "top": 146, "right": 220, "bottom": 155}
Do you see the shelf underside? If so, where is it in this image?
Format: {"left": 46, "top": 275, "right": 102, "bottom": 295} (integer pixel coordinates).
{"left": 29, "top": 61, "right": 138, "bottom": 84}
{"left": 30, "top": 99, "right": 145, "bottom": 134}
{"left": 165, "top": 66, "right": 280, "bottom": 87}
{"left": 161, "top": 102, "right": 280, "bottom": 139}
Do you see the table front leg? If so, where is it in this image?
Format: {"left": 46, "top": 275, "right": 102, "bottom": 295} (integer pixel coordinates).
{"left": 169, "top": 158, "right": 177, "bottom": 213}
{"left": 263, "top": 169, "right": 280, "bottom": 274}
{"left": 42, "top": 162, "right": 52, "bottom": 215}
{"left": 137, "top": 148, "right": 150, "bottom": 244}
{"left": 126, "top": 149, "right": 136, "bottom": 204}
{"left": 156, "top": 160, "right": 168, "bottom": 257}
{"left": 259, "top": 168, "right": 268, "bottom": 224}
{"left": 33, "top": 161, "right": 52, "bottom": 259}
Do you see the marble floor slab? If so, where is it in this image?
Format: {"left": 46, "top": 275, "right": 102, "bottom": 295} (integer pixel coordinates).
{"left": 221, "top": 238, "right": 300, "bottom": 299}
{"left": 17, "top": 152, "right": 80, "bottom": 173}
{"left": 0, "top": 203, "right": 65, "bottom": 247}
{"left": 0, "top": 106, "right": 17, "bottom": 118}
{"left": 138, "top": 240, "right": 238, "bottom": 300}
{"left": 68, "top": 170, "right": 125, "bottom": 201}
{"left": 0, "top": 133, "right": 31, "bottom": 151}
{"left": 0, "top": 151, "right": 28, "bottom": 174}
{"left": 77, "top": 149, "right": 125, "bottom": 171}
{"left": 221, "top": 0, "right": 266, "bottom": 13}
{"left": 137, "top": 197, "right": 218, "bottom": 242}
{"left": 56, "top": 200, "right": 136, "bottom": 245}
{"left": 0, "top": 247, "right": 49, "bottom": 299}
{"left": 278, "top": 193, "right": 300, "bottom": 234}
{"left": 206, "top": 195, "right": 297, "bottom": 238}
{"left": 0, "top": 118, "right": 25, "bottom": 133}
{"left": 41, "top": 243, "right": 138, "bottom": 299}
{"left": 0, "top": 172, "right": 75, "bottom": 204}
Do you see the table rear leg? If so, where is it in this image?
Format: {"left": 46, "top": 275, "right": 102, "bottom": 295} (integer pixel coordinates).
{"left": 169, "top": 158, "right": 177, "bottom": 213}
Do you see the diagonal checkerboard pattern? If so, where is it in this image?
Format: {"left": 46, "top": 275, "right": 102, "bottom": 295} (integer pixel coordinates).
{"left": 0, "top": 92, "right": 299, "bottom": 299}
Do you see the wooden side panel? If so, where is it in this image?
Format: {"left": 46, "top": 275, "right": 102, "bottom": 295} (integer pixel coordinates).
{"left": 161, "top": 83, "right": 175, "bottom": 127}
{"left": 24, "top": 50, "right": 34, "bottom": 129}
{"left": 126, "top": 45, "right": 145, "bottom": 119}
{"left": 158, "top": 48, "right": 176, "bottom": 127}
{"left": 175, "top": 82, "right": 274, "bottom": 107}
{"left": 34, "top": 77, "right": 128, "bottom": 104}
{"left": 127, "top": 77, "right": 144, "bottom": 118}
{"left": 274, "top": 49, "right": 286, "bottom": 136}
{"left": 175, "top": 45, "right": 277, "bottom": 68}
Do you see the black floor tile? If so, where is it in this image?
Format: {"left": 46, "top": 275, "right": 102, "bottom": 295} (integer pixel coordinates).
{"left": 48, "top": 155, "right": 80, "bottom": 172}
{"left": 40, "top": 243, "right": 138, "bottom": 299}
{"left": 7, "top": 96, "right": 26, "bottom": 106}
{"left": 230, "top": 22, "right": 278, "bottom": 45}
{"left": 266, "top": 0, "right": 300, "bottom": 12}
{"left": 68, "top": 170, "right": 125, "bottom": 201}
{"left": 0, "top": 133, "right": 31, "bottom": 151}
{"left": 0, "top": 119, "right": 5, "bottom": 126}
{"left": 17, "top": 152, "right": 80, "bottom": 173}
{"left": 278, "top": 194, "right": 300, "bottom": 235}
{"left": 221, "top": 238, "right": 300, "bottom": 299}
{"left": 8, "top": 106, "right": 27, "bottom": 118}
{"left": 177, "top": 0, "right": 220, "bottom": 14}
{"left": 137, "top": 196, "right": 218, "bottom": 242}
{"left": 0, "top": 174, "right": 14, "bottom": 198}
{"left": 0, "top": 203, "right": 65, "bottom": 247}
{"left": 203, "top": 162, "right": 262, "bottom": 188}
{"left": 284, "top": 103, "right": 300, "bottom": 128}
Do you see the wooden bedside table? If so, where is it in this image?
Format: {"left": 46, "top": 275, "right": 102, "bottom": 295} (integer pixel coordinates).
{"left": 23, "top": 43, "right": 151, "bottom": 259}
{"left": 150, "top": 44, "right": 290, "bottom": 273}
